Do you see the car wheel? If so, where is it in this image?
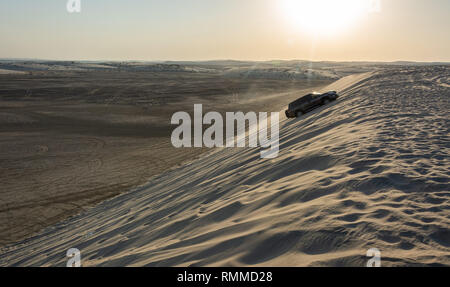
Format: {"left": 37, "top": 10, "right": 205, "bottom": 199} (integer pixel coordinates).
{"left": 296, "top": 111, "right": 303, "bottom": 117}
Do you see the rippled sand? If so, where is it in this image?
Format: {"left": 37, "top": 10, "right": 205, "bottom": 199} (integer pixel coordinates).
{"left": 1, "top": 66, "right": 449, "bottom": 266}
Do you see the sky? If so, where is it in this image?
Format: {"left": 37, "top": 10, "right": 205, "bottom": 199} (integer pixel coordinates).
{"left": 0, "top": 0, "right": 449, "bottom": 62}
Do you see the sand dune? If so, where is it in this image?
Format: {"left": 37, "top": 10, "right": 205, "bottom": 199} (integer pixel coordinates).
{"left": 0, "top": 69, "right": 25, "bottom": 75}
{"left": 1, "top": 66, "right": 449, "bottom": 266}
{"left": 0, "top": 70, "right": 331, "bottom": 246}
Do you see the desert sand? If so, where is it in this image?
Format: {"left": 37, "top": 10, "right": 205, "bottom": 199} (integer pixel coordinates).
{"left": 0, "top": 63, "right": 333, "bottom": 246}
{"left": 0, "top": 69, "right": 25, "bottom": 75}
{"left": 1, "top": 65, "right": 448, "bottom": 266}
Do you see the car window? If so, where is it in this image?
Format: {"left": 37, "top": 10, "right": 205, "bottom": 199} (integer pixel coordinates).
{"left": 290, "top": 94, "right": 314, "bottom": 108}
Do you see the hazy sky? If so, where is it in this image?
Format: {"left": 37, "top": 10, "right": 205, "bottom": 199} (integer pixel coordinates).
{"left": 0, "top": 0, "right": 449, "bottom": 61}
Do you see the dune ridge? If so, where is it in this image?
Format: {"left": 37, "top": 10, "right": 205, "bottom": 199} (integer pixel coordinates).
{"left": 1, "top": 66, "right": 449, "bottom": 266}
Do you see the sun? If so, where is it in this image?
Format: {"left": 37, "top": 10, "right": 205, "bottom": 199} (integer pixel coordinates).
{"left": 282, "top": 0, "right": 367, "bottom": 36}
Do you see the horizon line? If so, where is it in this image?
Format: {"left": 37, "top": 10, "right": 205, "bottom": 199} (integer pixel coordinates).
{"left": 1, "top": 58, "right": 449, "bottom": 64}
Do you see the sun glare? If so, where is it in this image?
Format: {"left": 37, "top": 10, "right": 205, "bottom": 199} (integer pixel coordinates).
{"left": 282, "top": 0, "right": 367, "bottom": 36}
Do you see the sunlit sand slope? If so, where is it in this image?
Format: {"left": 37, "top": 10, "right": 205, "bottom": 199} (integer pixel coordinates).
{"left": 1, "top": 66, "right": 449, "bottom": 266}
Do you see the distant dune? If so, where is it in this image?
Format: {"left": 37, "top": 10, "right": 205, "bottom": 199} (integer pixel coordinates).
{"left": 0, "top": 59, "right": 430, "bottom": 79}
{"left": 1, "top": 66, "right": 449, "bottom": 266}
{"left": 0, "top": 69, "right": 25, "bottom": 75}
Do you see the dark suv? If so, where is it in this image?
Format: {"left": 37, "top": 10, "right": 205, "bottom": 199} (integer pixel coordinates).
{"left": 285, "top": 91, "right": 339, "bottom": 118}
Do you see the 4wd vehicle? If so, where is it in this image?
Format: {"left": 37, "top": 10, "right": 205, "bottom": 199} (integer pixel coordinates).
{"left": 285, "top": 91, "right": 339, "bottom": 118}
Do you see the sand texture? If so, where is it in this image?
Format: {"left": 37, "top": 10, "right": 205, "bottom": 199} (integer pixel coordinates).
{"left": 0, "top": 66, "right": 449, "bottom": 266}
{"left": 0, "top": 69, "right": 332, "bottom": 246}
